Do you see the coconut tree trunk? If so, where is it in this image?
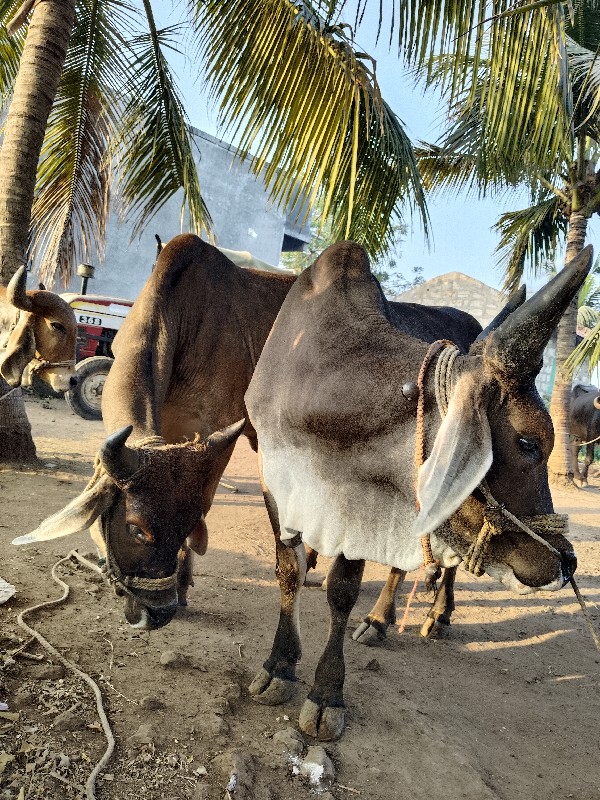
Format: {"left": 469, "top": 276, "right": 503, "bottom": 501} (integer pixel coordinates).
{"left": 0, "top": 0, "right": 76, "bottom": 461}
{"left": 547, "top": 211, "right": 588, "bottom": 485}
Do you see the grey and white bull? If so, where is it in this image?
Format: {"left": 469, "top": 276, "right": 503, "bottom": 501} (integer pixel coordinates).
{"left": 13, "top": 233, "right": 524, "bottom": 635}
{"left": 0, "top": 266, "right": 77, "bottom": 392}
{"left": 245, "top": 240, "right": 590, "bottom": 741}
{"left": 570, "top": 383, "right": 600, "bottom": 486}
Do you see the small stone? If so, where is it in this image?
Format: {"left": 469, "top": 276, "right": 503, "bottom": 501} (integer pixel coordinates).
{"left": 126, "top": 723, "right": 154, "bottom": 750}
{"left": 57, "top": 754, "right": 70, "bottom": 770}
{"left": 365, "top": 658, "right": 381, "bottom": 672}
{"left": 206, "top": 697, "right": 229, "bottom": 716}
{"left": 140, "top": 695, "right": 166, "bottom": 711}
{"left": 272, "top": 727, "right": 304, "bottom": 756}
{"left": 193, "top": 764, "right": 208, "bottom": 776}
{"left": 299, "top": 746, "right": 335, "bottom": 789}
{"left": 212, "top": 749, "right": 254, "bottom": 799}
{"left": 53, "top": 710, "right": 80, "bottom": 732}
{"left": 44, "top": 462, "right": 58, "bottom": 469}
{"left": 159, "top": 650, "right": 187, "bottom": 668}
{"left": 199, "top": 712, "right": 229, "bottom": 737}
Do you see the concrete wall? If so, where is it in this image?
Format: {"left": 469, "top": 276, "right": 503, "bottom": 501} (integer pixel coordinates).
{"left": 62, "top": 128, "right": 309, "bottom": 301}
{"left": 394, "top": 271, "right": 561, "bottom": 400}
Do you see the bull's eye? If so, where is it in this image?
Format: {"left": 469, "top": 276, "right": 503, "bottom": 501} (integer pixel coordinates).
{"left": 127, "top": 524, "right": 150, "bottom": 545}
{"left": 518, "top": 436, "right": 539, "bottom": 456}
{"left": 50, "top": 321, "right": 66, "bottom": 333}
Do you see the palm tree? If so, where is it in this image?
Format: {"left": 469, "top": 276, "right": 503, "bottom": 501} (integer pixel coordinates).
{"left": 0, "top": 0, "right": 429, "bottom": 460}
{"left": 406, "top": 0, "right": 600, "bottom": 484}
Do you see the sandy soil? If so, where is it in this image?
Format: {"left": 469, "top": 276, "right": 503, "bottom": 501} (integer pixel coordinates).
{"left": 1, "top": 393, "right": 600, "bottom": 800}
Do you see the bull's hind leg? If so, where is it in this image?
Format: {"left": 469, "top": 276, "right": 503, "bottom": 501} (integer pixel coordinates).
{"left": 352, "top": 567, "right": 406, "bottom": 645}
{"left": 250, "top": 490, "right": 306, "bottom": 705}
{"left": 581, "top": 444, "right": 595, "bottom": 486}
{"left": 299, "top": 554, "right": 364, "bottom": 741}
{"left": 572, "top": 441, "right": 583, "bottom": 484}
{"left": 420, "top": 565, "right": 457, "bottom": 638}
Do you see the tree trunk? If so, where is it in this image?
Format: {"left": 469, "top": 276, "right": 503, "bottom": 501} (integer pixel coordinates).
{"left": 0, "top": 0, "right": 76, "bottom": 462}
{"left": 0, "top": 376, "right": 36, "bottom": 461}
{"left": 547, "top": 211, "right": 588, "bottom": 486}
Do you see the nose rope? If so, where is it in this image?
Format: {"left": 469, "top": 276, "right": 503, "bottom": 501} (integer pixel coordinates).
{"left": 29, "top": 356, "right": 76, "bottom": 373}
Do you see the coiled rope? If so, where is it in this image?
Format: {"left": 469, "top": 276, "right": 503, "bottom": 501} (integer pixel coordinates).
{"left": 15, "top": 550, "right": 115, "bottom": 799}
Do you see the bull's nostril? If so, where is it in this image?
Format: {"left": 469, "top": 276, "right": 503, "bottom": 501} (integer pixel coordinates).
{"left": 69, "top": 377, "right": 78, "bottom": 387}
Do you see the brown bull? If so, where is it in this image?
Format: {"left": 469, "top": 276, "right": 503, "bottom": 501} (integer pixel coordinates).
{"left": 14, "top": 234, "right": 525, "bottom": 635}
{"left": 0, "top": 266, "right": 77, "bottom": 392}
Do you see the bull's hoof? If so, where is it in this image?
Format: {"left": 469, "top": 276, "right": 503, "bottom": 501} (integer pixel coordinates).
{"left": 299, "top": 699, "right": 345, "bottom": 741}
{"left": 352, "top": 619, "right": 387, "bottom": 646}
{"left": 420, "top": 615, "right": 451, "bottom": 639}
{"left": 249, "top": 668, "right": 296, "bottom": 705}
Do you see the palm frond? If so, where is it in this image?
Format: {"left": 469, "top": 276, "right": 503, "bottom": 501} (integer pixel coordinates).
{"left": 578, "top": 303, "right": 600, "bottom": 327}
{"left": 195, "top": 0, "right": 427, "bottom": 259}
{"left": 0, "top": 0, "right": 25, "bottom": 114}
{"left": 394, "top": 0, "right": 571, "bottom": 162}
{"left": 29, "top": 0, "right": 132, "bottom": 287}
{"left": 113, "top": 5, "right": 212, "bottom": 241}
{"left": 564, "top": 318, "right": 600, "bottom": 375}
{"left": 416, "top": 41, "right": 573, "bottom": 182}
{"left": 493, "top": 195, "right": 567, "bottom": 293}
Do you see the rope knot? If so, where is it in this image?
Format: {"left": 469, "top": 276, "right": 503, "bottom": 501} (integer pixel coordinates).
{"left": 463, "top": 505, "right": 505, "bottom": 576}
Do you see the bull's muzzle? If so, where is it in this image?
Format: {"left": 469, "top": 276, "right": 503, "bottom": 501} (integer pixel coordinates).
{"left": 124, "top": 594, "right": 178, "bottom": 630}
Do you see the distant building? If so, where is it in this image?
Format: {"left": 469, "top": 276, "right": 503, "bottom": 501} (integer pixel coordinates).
{"left": 393, "top": 271, "right": 584, "bottom": 402}
{"left": 64, "top": 127, "right": 310, "bottom": 300}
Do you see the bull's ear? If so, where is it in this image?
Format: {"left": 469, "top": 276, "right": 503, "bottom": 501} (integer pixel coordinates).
{"left": 414, "top": 373, "right": 493, "bottom": 537}
{"left": 0, "top": 323, "right": 35, "bottom": 386}
{"left": 12, "top": 474, "right": 117, "bottom": 544}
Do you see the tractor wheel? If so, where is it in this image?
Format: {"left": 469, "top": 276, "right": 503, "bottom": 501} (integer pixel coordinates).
{"left": 65, "top": 356, "right": 113, "bottom": 421}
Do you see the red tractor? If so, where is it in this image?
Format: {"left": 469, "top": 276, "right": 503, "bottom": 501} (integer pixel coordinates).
{"left": 61, "top": 292, "right": 133, "bottom": 420}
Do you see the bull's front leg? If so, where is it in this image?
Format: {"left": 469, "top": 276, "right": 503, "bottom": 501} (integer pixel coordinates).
{"left": 352, "top": 566, "right": 406, "bottom": 645}
{"left": 420, "top": 565, "right": 457, "bottom": 638}
{"left": 250, "top": 490, "right": 306, "bottom": 705}
{"left": 299, "top": 554, "right": 364, "bottom": 742}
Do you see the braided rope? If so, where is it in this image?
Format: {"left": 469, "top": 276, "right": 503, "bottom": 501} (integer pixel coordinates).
{"left": 415, "top": 340, "right": 458, "bottom": 574}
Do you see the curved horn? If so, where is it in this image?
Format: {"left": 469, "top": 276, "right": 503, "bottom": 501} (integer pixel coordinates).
{"left": 99, "top": 425, "right": 140, "bottom": 482}
{"left": 594, "top": 396, "right": 600, "bottom": 410}
{"left": 472, "top": 284, "right": 526, "bottom": 344}
{"left": 7, "top": 266, "right": 33, "bottom": 311}
{"left": 484, "top": 245, "right": 594, "bottom": 378}
{"left": 205, "top": 419, "right": 246, "bottom": 455}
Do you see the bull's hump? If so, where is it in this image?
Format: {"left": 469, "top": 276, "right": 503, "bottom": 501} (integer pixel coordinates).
{"left": 311, "top": 241, "right": 371, "bottom": 294}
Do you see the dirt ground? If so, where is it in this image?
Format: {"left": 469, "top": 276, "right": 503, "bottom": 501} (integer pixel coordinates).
{"left": 1, "top": 393, "right": 600, "bottom": 800}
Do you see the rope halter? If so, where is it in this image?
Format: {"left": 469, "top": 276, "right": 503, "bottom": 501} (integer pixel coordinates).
{"left": 416, "top": 340, "right": 569, "bottom": 578}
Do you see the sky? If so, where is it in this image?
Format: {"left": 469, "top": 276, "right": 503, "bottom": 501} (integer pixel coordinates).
{"left": 154, "top": 2, "right": 600, "bottom": 295}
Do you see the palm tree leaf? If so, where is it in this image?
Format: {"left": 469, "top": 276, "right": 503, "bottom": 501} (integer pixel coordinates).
{"left": 564, "top": 318, "right": 600, "bottom": 375}
{"left": 0, "top": 0, "right": 25, "bottom": 114}
{"left": 493, "top": 195, "right": 567, "bottom": 293}
{"left": 194, "top": 0, "right": 427, "bottom": 258}
{"left": 113, "top": 4, "right": 212, "bottom": 241}
{"left": 29, "top": 0, "right": 132, "bottom": 286}
{"left": 577, "top": 302, "right": 600, "bottom": 327}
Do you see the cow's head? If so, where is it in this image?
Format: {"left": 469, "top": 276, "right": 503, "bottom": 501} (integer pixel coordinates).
{"left": 415, "top": 246, "right": 593, "bottom": 593}
{"left": 1, "top": 266, "right": 77, "bottom": 392}
{"left": 13, "top": 419, "right": 245, "bottom": 629}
